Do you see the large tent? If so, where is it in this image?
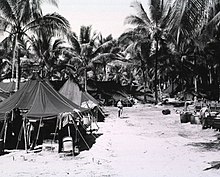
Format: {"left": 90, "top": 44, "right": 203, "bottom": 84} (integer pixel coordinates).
{"left": 0, "top": 79, "right": 88, "bottom": 121}
{"left": 0, "top": 79, "right": 90, "bottom": 152}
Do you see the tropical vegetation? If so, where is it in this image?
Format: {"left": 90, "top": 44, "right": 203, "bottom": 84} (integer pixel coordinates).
{"left": 0, "top": 0, "right": 220, "bottom": 103}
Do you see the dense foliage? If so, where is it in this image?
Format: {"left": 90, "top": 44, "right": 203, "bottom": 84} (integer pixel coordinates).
{"left": 0, "top": 0, "right": 220, "bottom": 102}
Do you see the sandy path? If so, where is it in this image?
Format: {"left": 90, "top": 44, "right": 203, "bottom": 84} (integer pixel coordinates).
{"left": 99, "top": 104, "right": 220, "bottom": 177}
{"left": 1, "top": 104, "right": 220, "bottom": 177}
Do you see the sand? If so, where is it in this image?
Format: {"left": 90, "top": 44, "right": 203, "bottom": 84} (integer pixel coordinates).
{"left": 1, "top": 103, "right": 220, "bottom": 177}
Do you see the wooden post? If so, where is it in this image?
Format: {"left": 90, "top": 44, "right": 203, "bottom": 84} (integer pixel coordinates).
{"left": 3, "top": 118, "right": 8, "bottom": 145}
{"left": 23, "top": 116, "right": 28, "bottom": 152}
{"left": 194, "top": 76, "right": 198, "bottom": 102}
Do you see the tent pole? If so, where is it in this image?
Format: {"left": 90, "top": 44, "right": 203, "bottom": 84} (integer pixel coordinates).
{"left": 3, "top": 117, "right": 8, "bottom": 145}
{"left": 53, "top": 118, "right": 59, "bottom": 143}
{"left": 23, "top": 116, "right": 28, "bottom": 153}
{"left": 35, "top": 117, "right": 42, "bottom": 148}
{"left": 16, "top": 124, "right": 23, "bottom": 149}
{"left": 68, "top": 125, "right": 71, "bottom": 137}
{"left": 0, "top": 113, "right": 7, "bottom": 139}
{"left": 27, "top": 122, "right": 31, "bottom": 147}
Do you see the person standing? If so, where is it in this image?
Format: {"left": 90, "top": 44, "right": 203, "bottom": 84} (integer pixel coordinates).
{"left": 117, "top": 99, "right": 123, "bottom": 117}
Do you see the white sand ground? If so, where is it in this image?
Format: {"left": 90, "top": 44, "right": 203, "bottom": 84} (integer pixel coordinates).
{"left": 1, "top": 104, "right": 220, "bottom": 177}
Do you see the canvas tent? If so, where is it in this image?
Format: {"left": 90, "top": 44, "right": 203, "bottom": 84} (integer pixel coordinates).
{"left": 0, "top": 79, "right": 89, "bottom": 152}
{"left": 59, "top": 79, "right": 99, "bottom": 108}
{"left": 0, "top": 81, "right": 26, "bottom": 93}
{"left": 59, "top": 79, "right": 105, "bottom": 122}
{"left": 87, "top": 80, "right": 133, "bottom": 106}
{"left": 0, "top": 81, "right": 26, "bottom": 102}
{"left": 0, "top": 79, "right": 88, "bottom": 121}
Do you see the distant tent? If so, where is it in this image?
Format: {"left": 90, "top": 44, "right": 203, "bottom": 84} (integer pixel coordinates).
{"left": 163, "top": 83, "right": 179, "bottom": 95}
{"left": 0, "top": 79, "right": 88, "bottom": 121}
{"left": 59, "top": 79, "right": 82, "bottom": 106}
{"left": 0, "top": 92, "right": 9, "bottom": 102}
{"left": 59, "top": 79, "right": 99, "bottom": 108}
{"left": 0, "top": 81, "right": 26, "bottom": 102}
{"left": 0, "top": 81, "right": 26, "bottom": 93}
{"left": 87, "top": 80, "right": 133, "bottom": 106}
{"left": 59, "top": 79, "right": 105, "bottom": 122}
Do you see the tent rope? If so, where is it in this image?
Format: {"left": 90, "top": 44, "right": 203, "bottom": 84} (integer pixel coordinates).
{"left": 73, "top": 121, "right": 90, "bottom": 150}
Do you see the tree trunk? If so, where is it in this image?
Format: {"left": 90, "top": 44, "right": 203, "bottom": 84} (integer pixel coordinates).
{"left": 155, "top": 39, "right": 159, "bottom": 104}
{"left": 143, "top": 69, "right": 147, "bottom": 103}
{"left": 15, "top": 50, "right": 21, "bottom": 91}
{"left": 11, "top": 34, "right": 18, "bottom": 82}
{"left": 84, "top": 69, "right": 87, "bottom": 92}
{"left": 194, "top": 55, "right": 197, "bottom": 101}
{"left": 194, "top": 76, "right": 198, "bottom": 101}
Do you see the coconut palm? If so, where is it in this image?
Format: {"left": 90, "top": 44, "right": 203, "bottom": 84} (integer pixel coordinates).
{"left": 68, "top": 27, "right": 124, "bottom": 90}
{"left": 168, "top": 0, "right": 220, "bottom": 99}
{"left": 67, "top": 26, "right": 98, "bottom": 90}
{"left": 123, "top": 0, "right": 173, "bottom": 103}
{"left": 0, "top": 0, "right": 70, "bottom": 90}
{"left": 30, "top": 30, "right": 67, "bottom": 79}
{"left": 119, "top": 29, "right": 153, "bottom": 102}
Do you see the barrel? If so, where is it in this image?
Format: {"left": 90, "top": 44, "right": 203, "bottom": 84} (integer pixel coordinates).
{"left": 0, "top": 139, "right": 4, "bottom": 155}
{"left": 62, "top": 137, "right": 73, "bottom": 152}
{"left": 194, "top": 115, "right": 201, "bottom": 124}
{"left": 180, "top": 112, "right": 191, "bottom": 123}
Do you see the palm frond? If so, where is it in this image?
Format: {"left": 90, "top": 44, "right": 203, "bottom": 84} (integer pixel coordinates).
{"left": 168, "top": 0, "right": 209, "bottom": 41}
{"left": 149, "top": 0, "right": 162, "bottom": 23}
{"left": 68, "top": 33, "right": 81, "bottom": 55}
{"left": 0, "top": 16, "right": 12, "bottom": 32}
{"left": 93, "top": 40, "right": 114, "bottom": 55}
{"left": 124, "top": 15, "right": 147, "bottom": 27}
{"left": 0, "top": 0, "right": 17, "bottom": 22}
{"left": 24, "top": 13, "right": 70, "bottom": 36}
{"left": 45, "top": 0, "right": 59, "bottom": 7}
{"left": 91, "top": 53, "right": 116, "bottom": 64}
{"left": 130, "top": 1, "right": 151, "bottom": 25}
{"left": 80, "top": 25, "right": 92, "bottom": 44}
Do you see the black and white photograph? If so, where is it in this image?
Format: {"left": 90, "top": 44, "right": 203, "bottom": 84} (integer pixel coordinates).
{"left": 0, "top": 0, "right": 220, "bottom": 176}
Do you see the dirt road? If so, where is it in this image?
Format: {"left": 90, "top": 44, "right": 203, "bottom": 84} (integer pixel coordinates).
{"left": 1, "top": 104, "right": 220, "bottom": 177}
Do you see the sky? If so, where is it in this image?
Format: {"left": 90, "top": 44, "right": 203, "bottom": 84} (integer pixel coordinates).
{"left": 42, "top": 0, "right": 148, "bottom": 39}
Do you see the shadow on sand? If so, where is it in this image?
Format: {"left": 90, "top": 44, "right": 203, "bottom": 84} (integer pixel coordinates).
{"left": 188, "top": 140, "right": 220, "bottom": 171}
{"left": 79, "top": 133, "right": 103, "bottom": 151}
{"left": 188, "top": 139, "right": 220, "bottom": 151}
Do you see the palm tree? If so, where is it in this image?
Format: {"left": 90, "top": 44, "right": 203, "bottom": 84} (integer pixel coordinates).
{"left": 67, "top": 26, "right": 98, "bottom": 91}
{"left": 68, "top": 27, "right": 124, "bottom": 90}
{"left": 124, "top": 0, "right": 172, "bottom": 103}
{"left": 30, "top": 30, "right": 67, "bottom": 79}
{"left": 91, "top": 38, "right": 123, "bottom": 81}
{"left": 169, "top": 0, "right": 220, "bottom": 100}
{"left": 0, "top": 0, "right": 70, "bottom": 90}
{"left": 119, "top": 29, "right": 153, "bottom": 102}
